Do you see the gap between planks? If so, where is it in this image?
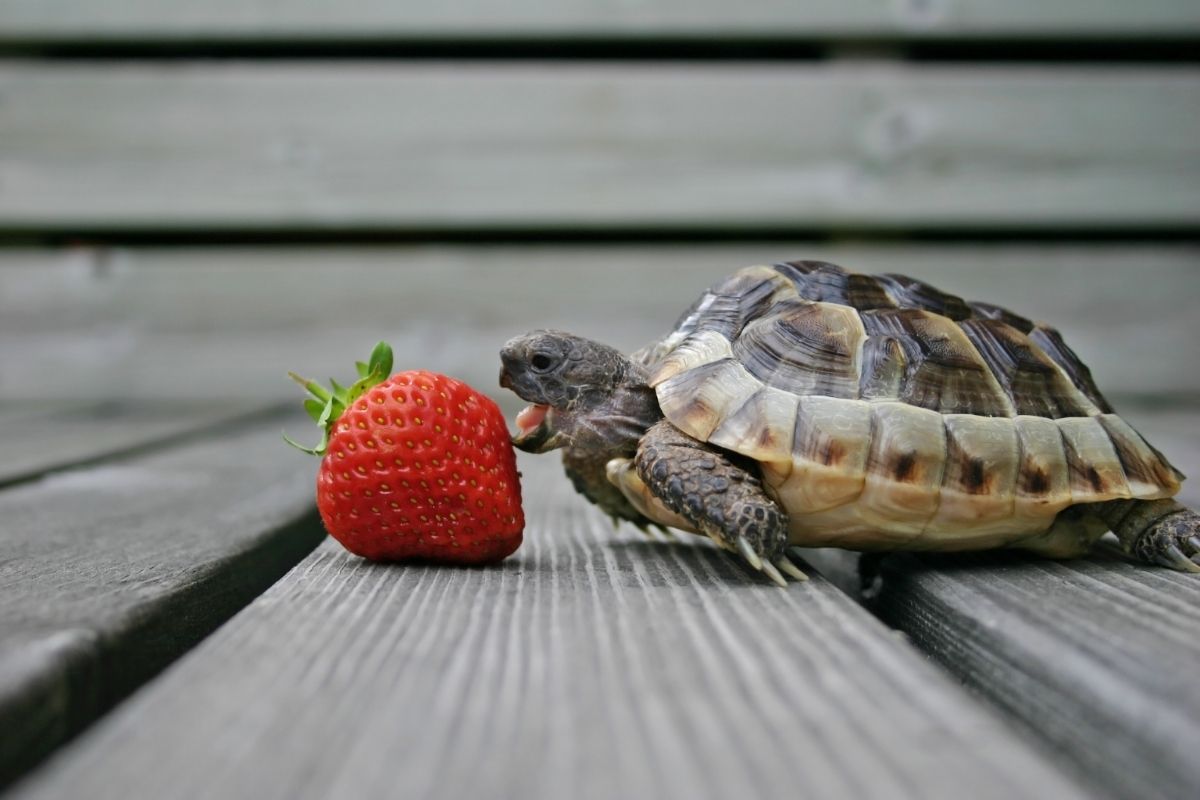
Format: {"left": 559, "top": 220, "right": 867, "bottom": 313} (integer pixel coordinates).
{"left": 0, "top": 410, "right": 324, "bottom": 790}
{"left": 0, "top": 401, "right": 291, "bottom": 489}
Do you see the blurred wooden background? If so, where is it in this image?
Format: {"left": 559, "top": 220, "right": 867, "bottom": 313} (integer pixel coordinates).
{"left": 1, "top": 1, "right": 1198, "bottom": 409}
{"left": 1, "top": 2, "right": 1197, "bottom": 478}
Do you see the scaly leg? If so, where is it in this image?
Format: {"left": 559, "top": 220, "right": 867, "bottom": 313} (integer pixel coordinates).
{"left": 635, "top": 420, "right": 806, "bottom": 586}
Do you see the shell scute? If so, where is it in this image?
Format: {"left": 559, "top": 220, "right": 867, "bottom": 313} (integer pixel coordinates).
{"left": 648, "top": 328, "right": 732, "bottom": 388}
{"left": 967, "top": 300, "right": 1035, "bottom": 334}
{"left": 769, "top": 396, "right": 871, "bottom": 513}
{"left": 707, "top": 385, "right": 799, "bottom": 470}
{"left": 655, "top": 357, "right": 761, "bottom": 442}
{"left": 1094, "top": 414, "right": 1183, "bottom": 498}
{"left": 859, "top": 308, "right": 1013, "bottom": 416}
{"left": 860, "top": 402, "right": 947, "bottom": 529}
{"left": 773, "top": 260, "right": 896, "bottom": 310}
{"left": 858, "top": 335, "right": 906, "bottom": 401}
{"left": 732, "top": 299, "right": 863, "bottom": 399}
{"left": 930, "top": 415, "right": 1018, "bottom": 534}
{"left": 874, "top": 273, "right": 973, "bottom": 321}
{"left": 958, "top": 318, "right": 1090, "bottom": 418}
{"left": 1027, "top": 324, "right": 1113, "bottom": 414}
{"left": 1056, "top": 416, "right": 1132, "bottom": 504}
{"left": 693, "top": 265, "right": 795, "bottom": 340}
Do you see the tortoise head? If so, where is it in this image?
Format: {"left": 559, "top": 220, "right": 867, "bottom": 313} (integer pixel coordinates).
{"left": 500, "top": 330, "right": 659, "bottom": 454}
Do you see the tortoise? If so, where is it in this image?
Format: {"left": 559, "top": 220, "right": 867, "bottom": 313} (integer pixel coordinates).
{"left": 498, "top": 260, "right": 1200, "bottom": 586}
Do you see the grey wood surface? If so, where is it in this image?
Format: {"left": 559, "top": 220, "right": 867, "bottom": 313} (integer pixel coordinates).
{"left": 7, "top": 454, "right": 1088, "bottom": 800}
{"left": 1, "top": 0, "right": 1196, "bottom": 40}
{"left": 0, "top": 410, "right": 323, "bottom": 788}
{"left": 0, "top": 401, "right": 279, "bottom": 488}
{"left": 802, "top": 405, "right": 1200, "bottom": 800}
{"left": 3, "top": 65, "right": 1197, "bottom": 231}
{"left": 3, "top": 244, "right": 1197, "bottom": 402}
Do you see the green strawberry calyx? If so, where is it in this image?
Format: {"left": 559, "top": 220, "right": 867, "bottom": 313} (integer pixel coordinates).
{"left": 283, "top": 341, "right": 394, "bottom": 456}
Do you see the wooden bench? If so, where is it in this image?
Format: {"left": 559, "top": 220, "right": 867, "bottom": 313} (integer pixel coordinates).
{"left": 2, "top": 3, "right": 1198, "bottom": 798}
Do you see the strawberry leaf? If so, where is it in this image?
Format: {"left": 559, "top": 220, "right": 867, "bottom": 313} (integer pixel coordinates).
{"left": 302, "top": 398, "right": 325, "bottom": 423}
{"left": 316, "top": 397, "right": 337, "bottom": 428}
{"left": 282, "top": 431, "right": 322, "bottom": 456}
{"left": 368, "top": 341, "right": 393, "bottom": 380}
{"left": 284, "top": 342, "right": 397, "bottom": 457}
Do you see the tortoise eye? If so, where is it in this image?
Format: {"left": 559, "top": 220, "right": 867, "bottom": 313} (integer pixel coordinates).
{"left": 530, "top": 353, "right": 555, "bottom": 372}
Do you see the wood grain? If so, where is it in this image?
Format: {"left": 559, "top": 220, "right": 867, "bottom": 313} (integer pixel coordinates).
{"left": 0, "top": 0, "right": 1197, "bottom": 41}
{"left": 801, "top": 406, "right": 1200, "bottom": 800}
{"left": 0, "top": 401, "right": 281, "bottom": 488}
{"left": 8, "top": 454, "right": 1087, "bottom": 800}
{"left": 869, "top": 550, "right": 1200, "bottom": 800}
{"left": 0, "top": 410, "right": 323, "bottom": 789}
{"left": 2, "top": 64, "right": 1197, "bottom": 231}
{"left": 2, "top": 244, "right": 1197, "bottom": 404}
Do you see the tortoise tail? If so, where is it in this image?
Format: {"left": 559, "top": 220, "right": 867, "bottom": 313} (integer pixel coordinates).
{"left": 1088, "top": 498, "right": 1200, "bottom": 573}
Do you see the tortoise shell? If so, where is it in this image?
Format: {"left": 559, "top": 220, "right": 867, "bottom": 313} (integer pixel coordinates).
{"left": 642, "top": 261, "right": 1183, "bottom": 551}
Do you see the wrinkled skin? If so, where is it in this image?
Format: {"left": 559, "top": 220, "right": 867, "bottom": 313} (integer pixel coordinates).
{"left": 500, "top": 330, "right": 662, "bottom": 524}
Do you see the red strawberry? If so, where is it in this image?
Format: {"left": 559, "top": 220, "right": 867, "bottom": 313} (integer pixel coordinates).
{"left": 286, "top": 342, "right": 524, "bottom": 564}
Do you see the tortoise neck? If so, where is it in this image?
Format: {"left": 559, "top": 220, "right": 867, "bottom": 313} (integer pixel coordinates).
{"left": 558, "top": 364, "right": 662, "bottom": 522}
{"left": 568, "top": 362, "right": 662, "bottom": 459}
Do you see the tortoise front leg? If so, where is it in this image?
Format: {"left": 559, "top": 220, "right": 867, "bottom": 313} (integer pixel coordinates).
{"left": 634, "top": 420, "right": 807, "bottom": 586}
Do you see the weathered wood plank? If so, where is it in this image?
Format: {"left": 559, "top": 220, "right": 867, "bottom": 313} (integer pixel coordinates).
{"left": 0, "top": 0, "right": 1196, "bottom": 41}
{"left": 2, "top": 65, "right": 1197, "bottom": 230}
{"left": 8, "top": 454, "right": 1087, "bottom": 800}
{"left": 0, "top": 410, "right": 323, "bottom": 789}
{"left": 802, "top": 405, "right": 1200, "bottom": 800}
{"left": 869, "top": 553, "right": 1200, "bottom": 800}
{"left": 2, "top": 244, "right": 1196, "bottom": 401}
{"left": 0, "top": 401, "right": 280, "bottom": 488}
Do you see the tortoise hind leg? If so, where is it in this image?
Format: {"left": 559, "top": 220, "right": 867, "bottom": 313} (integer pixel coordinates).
{"left": 634, "top": 420, "right": 806, "bottom": 586}
{"left": 1088, "top": 498, "right": 1200, "bottom": 573}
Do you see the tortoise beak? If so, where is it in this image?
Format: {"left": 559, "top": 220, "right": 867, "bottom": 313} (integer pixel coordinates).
{"left": 499, "top": 365, "right": 561, "bottom": 453}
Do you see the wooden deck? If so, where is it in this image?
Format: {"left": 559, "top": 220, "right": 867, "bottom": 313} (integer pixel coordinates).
{"left": 0, "top": 407, "right": 1197, "bottom": 799}
{"left": 2, "top": 2, "right": 1198, "bottom": 798}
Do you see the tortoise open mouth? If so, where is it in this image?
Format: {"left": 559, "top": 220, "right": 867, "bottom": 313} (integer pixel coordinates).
{"left": 513, "top": 403, "right": 569, "bottom": 453}
{"left": 512, "top": 403, "right": 550, "bottom": 450}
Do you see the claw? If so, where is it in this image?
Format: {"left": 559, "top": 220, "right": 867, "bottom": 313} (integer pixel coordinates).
{"left": 1188, "top": 535, "right": 1200, "bottom": 555}
{"left": 761, "top": 560, "right": 787, "bottom": 588}
{"left": 736, "top": 536, "right": 763, "bottom": 571}
{"left": 706, "top": 529, "right": 731, "bottom": 552}
{"left": 1159, "top": 544, "right": 1200, "bottom": 574}
{"left": 776, "top": 554, "right": 809, "bottom": 582}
